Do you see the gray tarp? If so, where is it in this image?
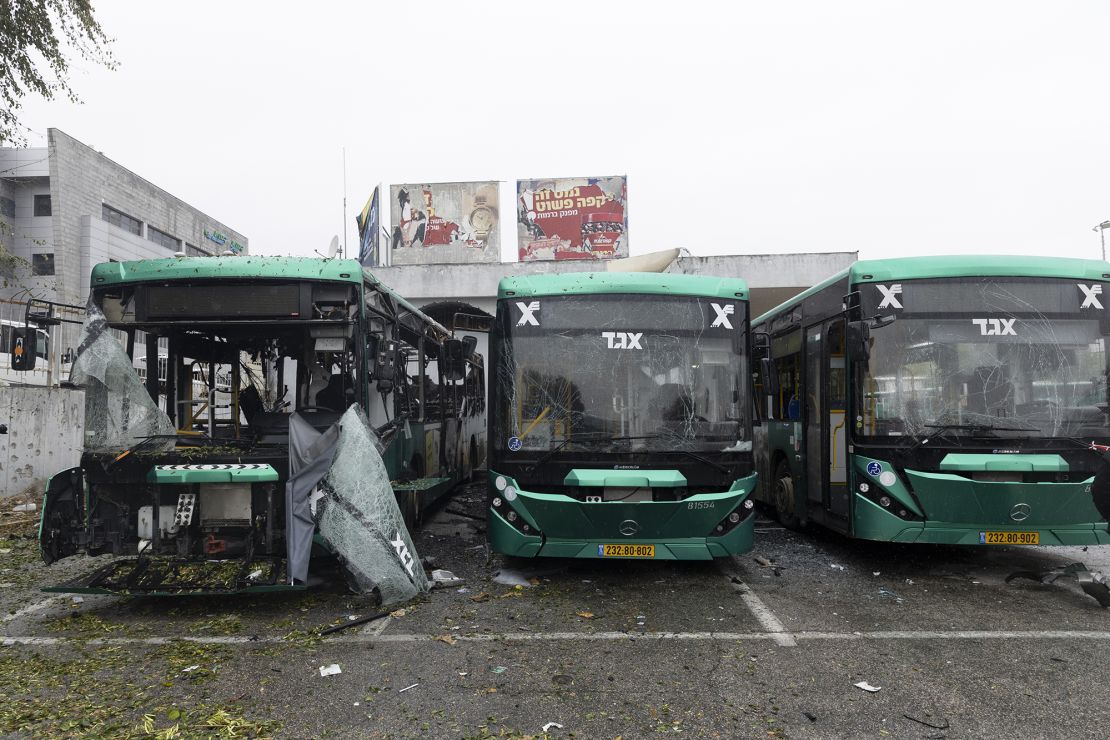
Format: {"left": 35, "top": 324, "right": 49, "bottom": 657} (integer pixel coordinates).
{"left": 286, "top": 406, "right": 429, "bottom": 605}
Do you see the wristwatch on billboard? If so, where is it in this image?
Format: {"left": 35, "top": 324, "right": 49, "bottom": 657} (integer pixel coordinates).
{"left": 467, "top": 195, "right": 496, "bottom": 241}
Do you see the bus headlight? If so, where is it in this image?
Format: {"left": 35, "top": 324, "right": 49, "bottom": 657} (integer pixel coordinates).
{"left": 492, "top": 497, "right": 502, "bottom": 508}
{"left": 504, "top": 486, "right": 518, "bottom": 501}
{"left": 506, "top": 511, "right": 518, "bottom": 523}
{"left": 858, "top": 482, "right": 870, "bottom": 493}
{"left": 879, "top": 496, "right": 891, "bottom": 508}
{"left": 728, "top": 512, "right": 741, "bottom": 524}
{"left": 743, "top": 499, "right": 754, "bottom": 510}
{"left": 495, "top": 476, "right": 508, "bottom": 491}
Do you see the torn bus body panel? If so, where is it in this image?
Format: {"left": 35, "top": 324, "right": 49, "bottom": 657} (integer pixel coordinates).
{"left": 313, "top": 407, "right": 429, "bottom": 605}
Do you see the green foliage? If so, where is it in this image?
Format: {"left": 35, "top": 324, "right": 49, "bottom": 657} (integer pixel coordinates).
{"left": 0, "top": 0, "right": 116, "bottom": 146}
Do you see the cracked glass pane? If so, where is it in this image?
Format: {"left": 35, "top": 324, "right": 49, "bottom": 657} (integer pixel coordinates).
{"left": 860, "top": 279, "right": 1110, "bottom": 440}
{"left": 69, "top": 302, "right": 175, "bottom": 452}
{"left": 316, "top": 406, "right": 429, "bottom": 605}
{"left": 494, "top": 295, "right": 749, "bottom": 454}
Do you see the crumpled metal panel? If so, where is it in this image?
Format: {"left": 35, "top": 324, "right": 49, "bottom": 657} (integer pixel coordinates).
{"left": 69, "top": 303, "right": 175, "bottom": 452}
{"left": 315, "top": 406, "right": 429, "bottom": 605}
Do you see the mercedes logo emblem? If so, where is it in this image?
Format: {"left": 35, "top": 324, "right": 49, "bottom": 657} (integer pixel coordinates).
{"left": 1010, "top": 503, "right": 1031, "bottom": 522}
{"left": 618, "top": 519, "right": 640, "bottom": 537}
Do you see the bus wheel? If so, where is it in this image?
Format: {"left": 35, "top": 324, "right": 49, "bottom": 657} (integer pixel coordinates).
{"left": 773, "top": 459, "right": 801, "bottom": 529}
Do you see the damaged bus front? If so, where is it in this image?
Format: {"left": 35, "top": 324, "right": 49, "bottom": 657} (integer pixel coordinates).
{"left": 488, "top": 273, "right": 757, "bottom": 560}
{"left": 35, "top": 256, "right": 471, "bottom": 597}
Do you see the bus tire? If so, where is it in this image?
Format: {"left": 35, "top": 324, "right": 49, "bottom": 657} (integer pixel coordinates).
{"left": 773, "top": 459, "right": 801, "bottom": 530}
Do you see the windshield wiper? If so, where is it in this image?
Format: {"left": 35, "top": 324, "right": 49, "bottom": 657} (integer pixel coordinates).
{"left": 525, "top": 432, "right": 619, "bottom": 472}
{"left": 652, "top": 446, "right": 730, "bottom": 475}
{"left": 915, "top": 421, "right": 1036, "bottom": 448}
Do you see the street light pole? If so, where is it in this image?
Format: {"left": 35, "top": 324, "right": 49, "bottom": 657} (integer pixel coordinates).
{"left": 1094, "top": 221, "right": 1110, "bottom": 262}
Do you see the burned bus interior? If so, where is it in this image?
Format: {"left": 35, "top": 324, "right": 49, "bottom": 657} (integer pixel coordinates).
{"left": 40, "top": 273, "right": 482, "bottom": 595}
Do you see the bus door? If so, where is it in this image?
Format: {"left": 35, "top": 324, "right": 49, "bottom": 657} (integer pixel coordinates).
{"left": 803, "top": 318, "right": 850, "bottom": 526}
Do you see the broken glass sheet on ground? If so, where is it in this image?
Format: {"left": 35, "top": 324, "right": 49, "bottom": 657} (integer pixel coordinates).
{"left": 287, "top": 406, "right": 429, "bottom": 606}
{"left": 69, "top": 302, "right": 175, "bottom": 452}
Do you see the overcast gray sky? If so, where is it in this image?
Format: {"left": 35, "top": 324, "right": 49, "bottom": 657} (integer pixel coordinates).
{"left": 16, "top": 1, "right": 1110, "bottom": 263}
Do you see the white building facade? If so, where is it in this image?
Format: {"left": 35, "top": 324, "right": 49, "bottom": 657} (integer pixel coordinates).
{"left": 0, "top": 128, "right": 247, "bottom": 306}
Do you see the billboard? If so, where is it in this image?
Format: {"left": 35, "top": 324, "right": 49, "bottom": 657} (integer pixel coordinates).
{"left": 388, "top": 181, "right": 499, "bottom": 265}
{"left": 356, "top": 185, "right": 381, "bottom": 267}
{"left": 517, "top": 175, "right": 628, "bottom": 261}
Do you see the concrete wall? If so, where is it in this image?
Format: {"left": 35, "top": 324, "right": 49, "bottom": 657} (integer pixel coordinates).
{"left": 0, "top": 386, "right": 84, "bottom": 497}
{"left": 371, "top": 250, "right": 859, "bottom": 319}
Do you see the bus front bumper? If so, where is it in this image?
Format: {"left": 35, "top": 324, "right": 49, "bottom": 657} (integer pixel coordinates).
{"left": 853, "top": 494, "right": 1110, "bottom": 546}
{"left": 487, "top": 472, "right": 757, "bottom": 560}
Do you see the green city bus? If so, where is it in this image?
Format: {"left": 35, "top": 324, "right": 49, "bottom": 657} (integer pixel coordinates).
{"left": 31, "top": 256, "right": 485, "bottom": 594}
{"left": 752, "top": 255, "right": 1110, "bottom": 545}
{"left": 487, "top": 272, "right": 757, "bottom": 560}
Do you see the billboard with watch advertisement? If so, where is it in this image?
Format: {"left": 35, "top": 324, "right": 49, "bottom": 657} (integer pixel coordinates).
{"left": 388, "top": 181, "right": 499, "bottom": 265}
{"left": 517, "top": 175, "right": 628, "bottom": 261}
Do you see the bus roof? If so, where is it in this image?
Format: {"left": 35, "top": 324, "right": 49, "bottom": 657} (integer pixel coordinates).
{"left": 90, "top": 256, "right": 366, "bottom": 288}
{"left": 497, "top": 271, "right": 748, "bottom": 300}
{"left": 754, "top": 254, "right": 1110, "bottom": 325}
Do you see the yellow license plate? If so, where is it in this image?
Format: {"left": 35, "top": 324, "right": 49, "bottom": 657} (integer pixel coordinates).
{"left": 980, "top": 531, "right": 1040, "bottom": 545}
{"left": 599, "top": 544, "right": 655, "bottom": 558}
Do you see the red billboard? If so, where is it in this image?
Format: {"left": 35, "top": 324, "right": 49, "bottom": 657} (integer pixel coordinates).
{"left": 517, "top": 176, "right": 628, "bottom": 261}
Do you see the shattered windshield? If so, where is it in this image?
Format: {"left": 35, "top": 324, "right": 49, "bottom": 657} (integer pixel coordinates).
{"left": 494, "top": 294, "right": 748, "bottom": 454}
{"left": 858, "top": 278, "right": 1110, "bottom": 441}
{"left": 73, "top": 281, "right": 362, "bottom": 453}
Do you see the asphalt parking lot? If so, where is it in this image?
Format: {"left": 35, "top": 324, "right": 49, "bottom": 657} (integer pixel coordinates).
{"left": 3, "top": 482, "right": 1110, "bottom": 739}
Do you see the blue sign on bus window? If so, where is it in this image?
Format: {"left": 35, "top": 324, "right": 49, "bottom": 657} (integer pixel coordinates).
{"left": 866, "top": 461, "right": 882, "bottom": 477}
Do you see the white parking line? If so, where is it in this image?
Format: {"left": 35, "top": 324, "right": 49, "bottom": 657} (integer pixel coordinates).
{"left": 1, "top": 596, "right": 60, "bottom": 624}
{"left": 361, "top": 615, "right": 392, "bottom": 637}
{"left": 720, "top": 565, "right": 797, "bottom": 647}
{"left": 5, "top": 629, "right": 1110, "bottom": 647}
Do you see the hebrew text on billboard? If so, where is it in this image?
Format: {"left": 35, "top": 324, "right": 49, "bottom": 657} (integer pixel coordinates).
{"left": 517, "top": 176, "right": 628, "bottom": 261}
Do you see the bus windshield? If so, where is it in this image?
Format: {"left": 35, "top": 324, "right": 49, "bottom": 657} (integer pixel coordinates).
{"left": 494, "top": 294, "right": 748, "bottom": 454}
{"left": 861, "top": 313, "right": 1110, "bottom": 441}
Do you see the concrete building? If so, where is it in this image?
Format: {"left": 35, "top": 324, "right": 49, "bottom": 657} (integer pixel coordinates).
{"left": 372, "top": 249, "right": 857, "bottom": 321}
{"left": 0, "top": 128, "right": 248, "bottom": 306}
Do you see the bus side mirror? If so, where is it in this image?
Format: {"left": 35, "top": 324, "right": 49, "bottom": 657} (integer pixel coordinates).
{"left": 442, "top": 338, "right": 466, "bottom": 381}
{"left": 10, "top": 328, "right": 37, "bottom": 371}
{"left": 759, "top": 356, "right": 779, "bottom": 399}
{"left": 847, "top": 320, "right": 870, "bottom": 362}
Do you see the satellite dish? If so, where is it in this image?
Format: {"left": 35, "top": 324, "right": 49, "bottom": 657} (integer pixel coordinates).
{"left": 327, "top": 235, "right": 339, "bottom": 259}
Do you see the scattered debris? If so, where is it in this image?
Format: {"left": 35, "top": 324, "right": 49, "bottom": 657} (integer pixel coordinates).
{"left": 247, "top": 569, "right": 263, "bottom": 580}
{"left": 552, "top": 674, "right": 573, "bottom": 685}
{"left": 431, "top": 569, "right": 464, "bottom": 586}
{"left": 433, "top": 634, "right": 457, "bottom": 645}
{"left": 1006, "top": 562, "right": 1110, "bottom": 608}
{"left": 904, "top": 714, "right": 950, "bottom": 730}
{"left": 456, "top": 587, "right": 470, "bottom": 594}
{"left": 320, "top": 611, "right": 389, "bottom": 636}
{"left": 71, "top": 596, "right": 84, "bottom": 604}
{"left": 458, "top": 672, "right": 469, "bottom": 676}
{"left": 182, "top": 665, "right": 201, "bottom": 673}
{"left": 878, "top": 588, "right": 905, "bottom": 604}
{"left": 12, "top": 503, "right": 36, "bottom": 512}
{"left": 318, "top": 664, "right": 342, "bottom": 677}
{"left": 542, "top": 722, "right": 564, "bottom": 732}
{"left": 390, "top": 608, "right": 408, "bottom": 618}
{"left": 854, "top": 681, "right": 881, "bottom": 693}
{"left": 470, "top": 591, "right": 491, "bottom": 603}
{"left": 872, "top": 571, "right": 881, "bottom": 577}
{"left": 493, "top": 568, "right": 534, "bottom": 587}
{"left": 830, "top": 563, "right": 846, "bottom": 571}
{"left": 0, "top": 548, "right": 11, "bottom": 555}
{"left": 576, "top": 611, "right": 596, "bottom": 619}
{"left": 803, "top": 711, "right": 817, "bottom": 722}
{"left": 754, "top": 555, "right": 773, "bottom": 566}
{"left": 399, "top": 683, "right": 419, "bottom": 693}
{"left": 491, "top": 666, "right": 507, "bottom": 674}
{"left": 904, "top": 578, "right": 915, "bottom": 585}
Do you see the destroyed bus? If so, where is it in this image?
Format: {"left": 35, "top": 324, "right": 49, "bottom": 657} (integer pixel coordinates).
{"left": 31, "top": 256, "right": 485, "bottom": 596}
{"left": 487, "top": 272, "right": 757, "bottom": 560}
{"left": 751, "top": 255, "right": 1110, "bottom": 546}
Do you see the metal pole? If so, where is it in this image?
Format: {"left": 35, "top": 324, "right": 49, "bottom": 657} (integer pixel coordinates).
{"left": 1101, "top": 226, "right": 1106, "bottom": 262}
{"left": 342, "top": 147, "right": 348, "bottom": 260}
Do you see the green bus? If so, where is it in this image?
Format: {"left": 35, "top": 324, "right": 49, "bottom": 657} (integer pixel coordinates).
{"left": 752, "top": 255, "right": 1110, "bottom": 545}
{"left": 487, "top": 272, "right": 757, "bottom": 560}
{"left": 32, "top": 256, "right": 485, "bottom": 594}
